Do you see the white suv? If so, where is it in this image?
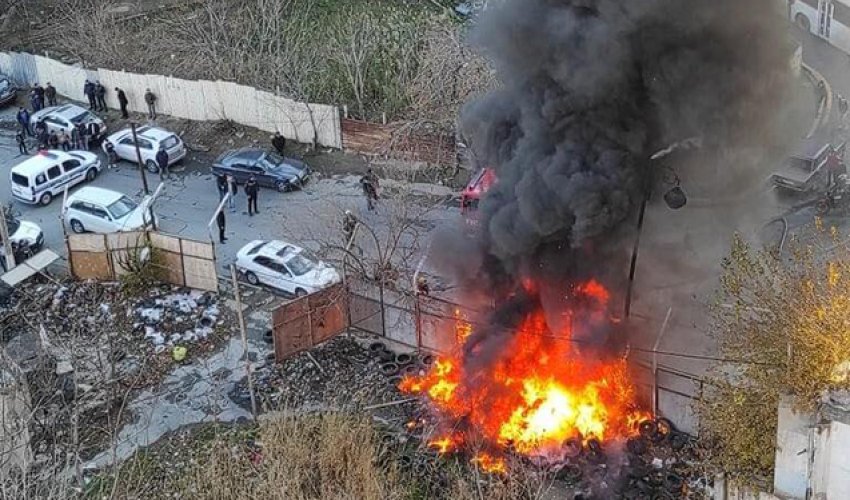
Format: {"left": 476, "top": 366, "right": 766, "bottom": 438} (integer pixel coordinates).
{"left": 30, "top": 104, "right": 106, "bottom": 139}
{"left": 102, "top": 126, "right": 187, "bottom": 173}
{"left": 63, "top": 186, "right": 157, "bottom": 234}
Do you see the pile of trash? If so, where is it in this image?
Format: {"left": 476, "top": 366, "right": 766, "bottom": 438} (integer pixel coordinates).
{"left": 248, "top": 335, "right": 414, "bottom": 414}
{"left": 133, "top": 288, "right": 221, "bottom": 353}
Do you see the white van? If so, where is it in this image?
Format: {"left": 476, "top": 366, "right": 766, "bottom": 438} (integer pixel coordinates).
{"left": 9, "top": 150, "right": 102, "bottom": 206}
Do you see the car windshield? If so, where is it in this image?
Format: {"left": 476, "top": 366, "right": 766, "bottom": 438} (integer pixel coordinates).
{"left": 5, "top": 217, "right": 20, "bottom": 235}
{"left": 247, "top": 241, "right": 267, "bottom": 255}
{"left": 788, "top": 157, "right": 814, "bottom": 172}
{"left": 161, "top": 135, "right": 179, "bottom": 149}
{"left": 260, "top": 153, "right": 283, "bottom": 171}
{"left": 70, "top": 111, "right": 93, "bottom": 124}
{"left": 285, "top": 254, "right": 316, "bottom": 276}
{"left": 107, "top": 196, "right": 138, "bottom": 219}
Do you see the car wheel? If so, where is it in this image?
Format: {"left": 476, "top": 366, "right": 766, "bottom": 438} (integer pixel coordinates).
{"left": 70, "top": 219, "right": 85, "bottom": 234}
{"left": 295, "top": 288, "right": 308, "bottom": 297}
{"left": 245, "top": 271, "right": 259, "bottom": 286}
{"left": 796, "top": 13, "right": 811, "bottom": 32}
{"left": 85, "top": 168, "right": 98, "bottom": 181}
{"left": 39, "top": 192, "right": 52, "bottom": 206}
{"left": 275, "top": 180, "right": 289, "bottom": 192}
{"left": 145, "top": 160, "right": 159, "bottom": 174}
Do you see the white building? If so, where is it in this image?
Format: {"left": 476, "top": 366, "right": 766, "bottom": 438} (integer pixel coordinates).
{"left": 790, "top": 0, "right": 850, "bottom": 55}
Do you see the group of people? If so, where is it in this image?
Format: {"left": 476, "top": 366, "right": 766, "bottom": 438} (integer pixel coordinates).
{"left": 83, "top": 80, "right": 108, "bottom": 112}
{"left": 14, "top": 107, "right": 102, "bottom": 156}
{"left": 214, "top": 174, "right": 261, "bottom": 243}
{"left": 27, "top": 82, "right": 56, "bottom": 112}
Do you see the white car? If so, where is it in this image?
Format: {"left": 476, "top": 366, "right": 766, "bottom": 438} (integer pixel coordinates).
{"left": 0, "top": 213, "right": 44, "bottom": 272}
{"left": 102, "top": 126, "right": 187, "bottom": 173}
{"left": 236, "top": 240, "right": 341, "bottom": 296}
{"left": 9, "top": 150, "right": 102, "bottom": 206}
{"left": 63, "top": 186, "right": 157, "bottom": 234}
{"left": 30, "top": 104, "right": 106, "bottom": 138}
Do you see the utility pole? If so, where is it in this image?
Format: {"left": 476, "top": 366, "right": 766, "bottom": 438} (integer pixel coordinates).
{"left": 0, "top": 204, "right": 16, "bottom": 272}
{"left": 130, "top": 123, "right": 150, "bottom": 195}
{"left": 230, "top": 264, "right": 258, "bottom": 421}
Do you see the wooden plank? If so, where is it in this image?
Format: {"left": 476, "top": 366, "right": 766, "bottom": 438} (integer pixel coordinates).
{"left": 67, "top": 233, "right": 106, "bottom": 252}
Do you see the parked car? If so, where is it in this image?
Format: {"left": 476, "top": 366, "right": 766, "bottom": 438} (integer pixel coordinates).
{"left": 235, "top": 239, "right": 340, "bottom": 296}
{"left": 9, "top": 150, "right": 102, "bottom": 206}
{"left": 102, "top": 125, "right": 187, "bottom": 173}
{"left": 30, "top": 103, "right": 106, "bottom": 140}
{"left": 0, "top": 208, "right": 44, "bottom": 272}
{"left": 63, "top": 186, "right": 157, "bottom": 234}
{"left": 0, "top": 75, "right": 16, "bottom": 107}
{"left": 211, "top": 148, "right": 312, "bottom": 192}
{"left": 771, "top": 136, "right": 846, "bottom": 192}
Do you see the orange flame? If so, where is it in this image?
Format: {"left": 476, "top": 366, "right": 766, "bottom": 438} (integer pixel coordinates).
{"left": 401, "top": 279, "right": 645, "bottom": 470}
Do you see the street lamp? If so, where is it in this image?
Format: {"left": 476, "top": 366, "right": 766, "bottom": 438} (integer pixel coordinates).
{"left": 623, "top": 138, "right": 697, "bottom": 318}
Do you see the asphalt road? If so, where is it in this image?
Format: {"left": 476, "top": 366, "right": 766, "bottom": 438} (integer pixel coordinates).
{"left": 0, "top": 105, "right": 457, "bottom": 282}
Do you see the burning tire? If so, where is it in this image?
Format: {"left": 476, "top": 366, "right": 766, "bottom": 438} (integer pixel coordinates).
{"left": 401, "top": 364, "right": 419, "bottom": 376}
{"left": 638, "top": 419, "right": 657, "bottom": 440}
{"left": 586, "top": 437, "right": 602, "bottom": 452}
{"left": 419, "top": 353, "right": 435, "bottom": 366}
{"left": 653, "top": 418, "right": 674, "bottom": 442}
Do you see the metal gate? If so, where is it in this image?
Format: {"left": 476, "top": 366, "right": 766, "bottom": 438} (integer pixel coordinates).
{"left": 270, "top": 283, "right": 348, "bottom": 361}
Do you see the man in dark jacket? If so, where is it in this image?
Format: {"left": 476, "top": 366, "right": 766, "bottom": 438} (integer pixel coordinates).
{"left": 70, "top": 124, "right": 80, "bottom": 150}
{"left": 95, "top": 81, "right": 107, "bottom": 111}
{"left": 216, "top": 174, "right": 228, "bottom": 200}
{"left": 16, "top": 131, "right": 27, "bottom": 156}
{"left": 16, "top": 108, "right": 30, "bottom": 136}
{"left": 144, "top": 88, "right": 156, "bottom": 119}
{"left": 271, "top": 132, "right": 286, "bottom": 156}
{"left": 216, "top": 210, "right": 227, "bottom": 244}
{"left": 76, "top": 123, "right": 88, "bottom": 150}
{"left": 29, "top": 90, "right": 39, "bottom": 112}
{"left": 84, "top": 80, "right": 96, "bottom": 110}
{"left": 45, "top": 83, "right": 57, "bottom": 107}
{"left": 156, "top": 147, "right": 169, "bottom": 177}
{"left": 245, "top": 175, "right": 260, "bottom": 216}
{"left": 33, "top": 83, "right": 44, "bottom": 110}
{"left": 116, "top": 87, "right": 129, "bottom": 118}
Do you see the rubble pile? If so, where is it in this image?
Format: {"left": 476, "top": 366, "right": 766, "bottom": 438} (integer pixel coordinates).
{"left": 134, "top": 288, "right": 221, "bottom": 353}
{"left": 249, "top": 336, "right": 420, "bottom": 416}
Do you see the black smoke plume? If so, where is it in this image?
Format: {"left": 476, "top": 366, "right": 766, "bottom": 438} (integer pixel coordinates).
{"left": 456, "top": 0, "right": 795, "bottom": 289}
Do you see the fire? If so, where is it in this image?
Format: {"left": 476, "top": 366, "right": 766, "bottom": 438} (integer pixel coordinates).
{"left": 401, "top": 279, "right": 645, "bottom": 469}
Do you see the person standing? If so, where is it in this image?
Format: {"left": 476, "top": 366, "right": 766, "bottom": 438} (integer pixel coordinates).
{"left": 29, "top": 90, "right": 39, "bottom": 112}
{"left": 144, "top": 88, "right": 157, "bottom": 119}
{"left": 58, "top": 131, "right": 70, "bottom": 151}
{"left": 271, "top": 132, "right": 286, "bottom": 156}
{"left": 84, "top": 80, "right": 96, "bottom": 110}
{"left": 87, "top": 121, "right": 101, "bottom": 145}
{"left": 45, "top": 82, "right": 57, "bottom": 107}
{"left": 245, "top": 175, "right": 259, "bottom": 216}
{"left": 156, "top": 146, "right": 169, "bottom": 178}
{"left": 116, "top": 87, "right": 129, "bottom": 118}
{"left": 216, "top": 210, "right": 227, "bottom": 244}
{"left": 79, "top": 123, "right": 90, "bottom": 150}
{"left": 33, "top": 83, "right": 44, "bottom": 110}
{"left": 227, "top": 174, "right": 238, "bottom": 212}
{"left": 47, "top": 132, "right": 58, "bottom": 150}
{"left": 16, "top": 108, "right": 30, "bottom": 136}
{"left": 105, "top": 141, "right": 118, "bottom": 169}
{"left": 70, "top": 123, "right": 80, "bottom": 149}
{"left": 216, "top": 174, "right": 228, "bottom": 200}
{"left": 16, "top": 131, "right": 27, "bottom": 156}
{"left": 95, "top": 81, "right": 107, "bottom": 111}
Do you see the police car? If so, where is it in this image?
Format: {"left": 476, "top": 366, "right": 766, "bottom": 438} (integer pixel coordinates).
{"left": 9, "top": 150, "right": 102, "bottom": 206}
{"left": 30, "top": 104, "right": 106, "bottom": 140}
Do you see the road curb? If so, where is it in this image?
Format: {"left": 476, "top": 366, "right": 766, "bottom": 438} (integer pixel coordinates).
{"left": 802, "top": 62, "right": 833, "bottom": 138}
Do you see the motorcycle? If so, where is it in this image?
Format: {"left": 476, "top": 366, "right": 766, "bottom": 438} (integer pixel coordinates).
{"left": 815, "top": 175, "right": 850, "bottom": 216}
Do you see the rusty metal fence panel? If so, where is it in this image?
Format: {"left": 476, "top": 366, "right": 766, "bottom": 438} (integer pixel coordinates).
{"left": 271, "top": 283, "right": 348, "bottom": 361}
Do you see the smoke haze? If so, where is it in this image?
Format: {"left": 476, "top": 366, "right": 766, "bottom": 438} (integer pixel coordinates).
{"left": 457, "top": 0, "right": 796, "bottom": 285}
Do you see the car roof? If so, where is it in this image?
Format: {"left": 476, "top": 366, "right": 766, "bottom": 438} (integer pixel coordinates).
{"left": 241, "top": 239, "right": 304, "bottom": 260}
{"left": 33, "top": 104, "right": 87, "bottom": 120}
{"left": 67, "top": 186, "right": 125, "bottom": 205}
{"left": 793, "top": 135, "right": 833, "bottom": 160}
{"left": 108, "top": 126, "right": 175, "bottom": 143}
{"left": 10, "top": 150, "right": 72, "bottom": 175}
{"left": 218, "top": 148, "right": 264, "bottom": 164}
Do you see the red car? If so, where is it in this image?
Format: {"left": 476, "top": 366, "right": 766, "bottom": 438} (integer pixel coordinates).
{"left": 461, "top": 168, "right": 497, "bottom": 225}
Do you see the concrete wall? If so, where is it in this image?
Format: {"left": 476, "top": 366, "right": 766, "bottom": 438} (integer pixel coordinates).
{"left": 773, "top": 398, "right": 813, "bottom": 498}
{"left": 0, "top": 52, "right": 342, "bottom": 149}
{"left": 812, "top": 420, "right": 850, "bottom": 500}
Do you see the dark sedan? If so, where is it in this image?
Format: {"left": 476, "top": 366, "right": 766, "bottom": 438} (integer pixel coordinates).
{"left": 211, "top": 148, "right": 312, "bottom": 192}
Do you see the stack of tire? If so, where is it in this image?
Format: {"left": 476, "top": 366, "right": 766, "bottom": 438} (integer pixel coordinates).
{"left": 370, "top": 342, "right": 434, "bottom": 386}
{"left": 616, "top": 418, "right": 692, "bottom": 499}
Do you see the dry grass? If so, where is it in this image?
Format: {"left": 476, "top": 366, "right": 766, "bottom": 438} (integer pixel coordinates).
{"left": 183, "top": 413, "right": 405, "bottom": 500}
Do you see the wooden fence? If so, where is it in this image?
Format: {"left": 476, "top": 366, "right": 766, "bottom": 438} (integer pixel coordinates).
{"left": 341, "top": 118, "right": 456, "bottom": 166}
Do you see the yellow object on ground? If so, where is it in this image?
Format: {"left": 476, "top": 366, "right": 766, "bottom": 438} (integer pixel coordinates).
{"left": 172, "top": 346, "right": 187, "bottom": 362}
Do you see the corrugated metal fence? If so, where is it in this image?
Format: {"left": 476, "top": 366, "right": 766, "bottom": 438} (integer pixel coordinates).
{"left": 0, "top": 52, "right": 342, "bottom": 149}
